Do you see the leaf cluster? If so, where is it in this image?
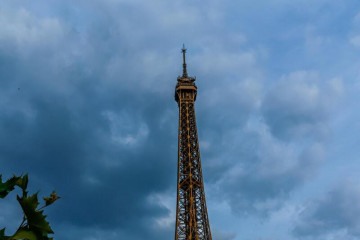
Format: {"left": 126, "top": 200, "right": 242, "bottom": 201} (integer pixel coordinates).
{"left": 0, "top": 174, "right": 60, "bottom": 240}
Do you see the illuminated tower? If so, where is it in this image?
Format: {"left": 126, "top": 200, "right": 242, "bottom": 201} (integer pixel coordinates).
{"left": 174, "top": 46, "right": 212, "bottom": 240}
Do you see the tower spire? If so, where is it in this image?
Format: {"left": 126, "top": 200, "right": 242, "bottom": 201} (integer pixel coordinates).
{"left": 182, "top": 44, "right": 188, "bottom": 77}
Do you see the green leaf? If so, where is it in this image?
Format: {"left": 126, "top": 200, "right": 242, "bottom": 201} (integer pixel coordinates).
{"left": 43, "top": 191, "right": 60, "bottom": 207}
{"left": 17, "top": 194, "right": 54, "bottom": 236}
{"left": 15, "top": 175, "right": 28, "bottom": 193}
{"left": 0, "top": 175, "right": 21, "bottom": 198}
{"left": 0, "top": 228, "right": 9, "bottom": 240}
{"left": 10, "top": 229, "right": 37, "bottom": 240}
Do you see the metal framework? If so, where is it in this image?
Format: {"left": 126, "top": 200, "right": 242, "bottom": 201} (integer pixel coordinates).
{"left": 174, "top": 46, "right": 212, "bottom": 240}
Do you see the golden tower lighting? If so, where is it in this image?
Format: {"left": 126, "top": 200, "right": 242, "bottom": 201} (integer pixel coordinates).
{"left": 174, "top": 46, "right": 212, "bottom": 240}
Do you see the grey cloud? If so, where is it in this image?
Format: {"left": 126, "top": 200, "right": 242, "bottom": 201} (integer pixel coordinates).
{"left": 201, "top": 71, "right": 339, "bottom": 216}
{"left": 1, "top": 1, "right": 355, "bottom": 240}
{"left": 0, "top": 3, "right": 183, "bottom": 239}
{"left": 0, "top": 69, "right": 178, "bottom": 237}
{"left": 0, "top": 2, "right": 264, "bottom": 237}
{"left": 212, "top": 230, "right": 237, "bottom": 240}
{"left": 262, "top": 71, "right": 343, "bottom": 140}
{"left": 1, "top": 82, "right": 176, "bottom": 239}
{"left": 293, "top": 180, "right": 360, "bottom": 239}
{"left": 209, "top": 124, "right": 324, "bottom": 216}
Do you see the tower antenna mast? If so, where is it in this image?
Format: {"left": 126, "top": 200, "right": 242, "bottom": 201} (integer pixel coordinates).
{"left": 182, "top": 44, "right": 188, "bottom": 77}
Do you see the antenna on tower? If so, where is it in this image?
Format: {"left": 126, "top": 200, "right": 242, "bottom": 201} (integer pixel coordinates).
{"left": 181, "top": 44, "right": 188, "bottom": 77}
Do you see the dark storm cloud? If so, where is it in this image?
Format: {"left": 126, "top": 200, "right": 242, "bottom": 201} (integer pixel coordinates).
{"left": 0, "top": 2, "right": 261, "bottom": 235}
{"left": 0, "top": 51, "right": 177, "bottom": 238}
{"left": 1, "top": 1, "right": 353, "bottom": 239}
{"left": 293, "top": 180, "right": 360, "bottom": 239}
{"left": 0, "top": 3, "right": 185, "bottom": 239}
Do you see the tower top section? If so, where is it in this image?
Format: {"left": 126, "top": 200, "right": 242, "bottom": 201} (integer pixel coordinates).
{"left": 177, "top": 44, "right": 195, "bottom": 83}
{"left": 175, "top": 45, "right": 197, "bottom": 103}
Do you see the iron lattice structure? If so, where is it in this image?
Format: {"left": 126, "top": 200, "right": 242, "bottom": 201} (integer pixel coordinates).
{"left": 174, "top": 46, "right": 212, "bottom": 240}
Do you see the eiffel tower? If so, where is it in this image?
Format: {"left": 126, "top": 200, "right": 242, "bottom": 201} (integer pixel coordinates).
{"left": 174, "top": 46, "right": 212, "bottom": 240}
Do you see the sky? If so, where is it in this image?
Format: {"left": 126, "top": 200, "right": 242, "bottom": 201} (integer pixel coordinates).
{"left": 1, "top": 0, "right": 360, "bottom": 239}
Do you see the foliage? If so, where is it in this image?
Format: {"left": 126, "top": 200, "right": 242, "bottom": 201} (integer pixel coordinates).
{"left": 0, "top": 174, "right": 60, "bottom": 240}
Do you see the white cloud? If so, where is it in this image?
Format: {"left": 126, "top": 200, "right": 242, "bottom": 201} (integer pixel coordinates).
{"left": 212, "top": 230, "right": 236, "bottom": 240}
{"left": 350, "top": 35, "right": 360, "bottom": 48}
{"left": 304, "top": 26, "right": 332, "bottom": 53}
{"left": 102, "top": 110, "right": 149, "bottom": 147}
{"left": 199, "top": 51, "right": 256, "bottom": 74}
{"left": 147, "top": 192, "right": 175, "bottom": 229}
{"left": 206, "top": 70, "right": 342, "bottom": 217}
{"left": 211, "top": 118, "right": 325, "bottom": 216}
{"left": 0, "top": 8, "right": 65, "bottom": 53}
{"left": 262, "top": 71, "right": 343, "bottom": 139}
